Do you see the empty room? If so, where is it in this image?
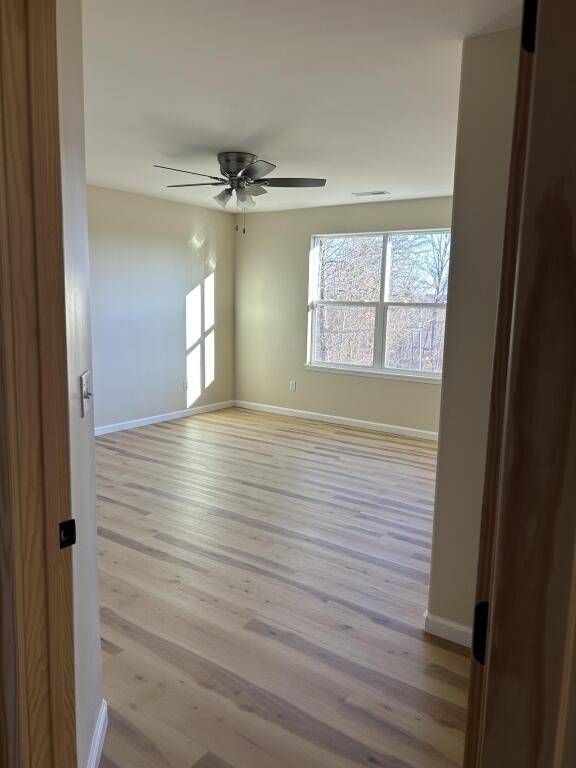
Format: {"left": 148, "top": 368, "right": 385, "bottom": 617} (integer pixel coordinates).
{"left": 18, "top": 0, "right": 576, "bottom": 767}
{"left": 5, "top": 0, "right": 576, "bottom": 766}
{"left": 79, "top": 2, "right": 522, "bottom": 766}
{"left": 73, "top": 5, "right": 525, "bottom": 768}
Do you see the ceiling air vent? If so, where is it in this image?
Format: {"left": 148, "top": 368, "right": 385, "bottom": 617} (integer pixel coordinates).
{"left": 352, "top": 190, "right": 390, "bottom": 197}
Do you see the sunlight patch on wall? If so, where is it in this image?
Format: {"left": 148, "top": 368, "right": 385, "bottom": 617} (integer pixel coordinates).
{"left": 185, "top": 271, "right": 216, "bottom": 407}
{"left": 205, "top": 330, "right": 215, "bottom": 388}
{"left": 189, "top": 231, "right": 207, "bottom": 251}
{"left": 204, "top": 272, "right": 215, "bottom": 331}
{"left": 186, "top": 345, "right": 202, "bottom": 408}
{"left": 186, "top": 285, "right": 202, "bottom": 350}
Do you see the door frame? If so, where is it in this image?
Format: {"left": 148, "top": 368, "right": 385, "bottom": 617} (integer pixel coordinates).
{"left": 465, "top": 0, "right": 576, "bottom": 764}
{"left": 463, "top": 16, "right": 536, "bottom": 768}
{"left": 0, "top": 0, "right": 77, "bottom": 766}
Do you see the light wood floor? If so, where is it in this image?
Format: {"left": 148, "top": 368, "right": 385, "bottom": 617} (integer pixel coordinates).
{"left": 97, "top": 407, "right": 469, "bottom": 768}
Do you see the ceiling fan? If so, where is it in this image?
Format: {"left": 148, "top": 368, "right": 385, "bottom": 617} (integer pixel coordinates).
{"left": 155, "top": 151, "right": 326, "bottom": 209}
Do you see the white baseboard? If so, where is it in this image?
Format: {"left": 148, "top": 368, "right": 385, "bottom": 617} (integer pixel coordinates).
{"left": 424, "top": 610, "right": 472, "bottom": 648}
{"left": 94, "top": 400, "right": 234, "bottom": 436}
{"left": 86, "top": 699, "right": 108, "bottom": 768}
{"left": 94, "top": 398, "right": 437, "bottom": 441}
{"left": 233, "top": 400, "right": 438, "bottom": 441}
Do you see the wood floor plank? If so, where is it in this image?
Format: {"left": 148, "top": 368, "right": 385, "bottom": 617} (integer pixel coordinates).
{"left": 192, "top": 755, "right": 235, "bottom": 768}
{"left": 101, "top": 703, "right": 206, "bottom": 768}
{"left": 98, "top": 536, "right": 468, "bottom": 699}
{"left": 98, "top": 408, "right": 468, "bottom": 768}
{"left": 243, "top": 619, "right": 466, "bottom": 728}
{"left": 101, "top": 608, "right": 427, "bottom": 768}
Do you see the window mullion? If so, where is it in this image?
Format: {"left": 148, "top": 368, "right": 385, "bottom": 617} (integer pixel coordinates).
{"left": 374, "top": 305, "right": 384, "bottom": 369}
{"left": 313, "top": 300, "right": 379, "bottom": 307}
{"left": 310, "top": 304, "right": 317, "bottom": 363}
{"left": 385, "top": 301, "right": 447, "bottom": 309}
{"left": 380, "top": 234, "right": 389, "bottom": 304}
{"left": 376, "top": 234, "right": 389, "bottom": 370}
{"left": 381, "top": 304, "right": 390, "bottom": 369}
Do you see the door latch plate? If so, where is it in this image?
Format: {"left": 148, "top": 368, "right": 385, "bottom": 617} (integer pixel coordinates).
{"left": 59, "top": 519, "right": 77, "bottom": 549}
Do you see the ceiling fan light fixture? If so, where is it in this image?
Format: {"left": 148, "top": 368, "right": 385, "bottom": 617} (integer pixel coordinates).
{"left": 236, "top": 188, "right": 256, "bottom": 209}
{"left": 214, "top": 188, "right": 233, "bottom": 208}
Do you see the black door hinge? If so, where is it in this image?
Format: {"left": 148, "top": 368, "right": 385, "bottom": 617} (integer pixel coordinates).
{"left": 59, "top": 519, "right": 77, "bottom": 549}
{"left": 522, "top": 0, "right": 539, "bottom": 53}
{"left": 472, "top": 601, "right": 490, "bottom": 665}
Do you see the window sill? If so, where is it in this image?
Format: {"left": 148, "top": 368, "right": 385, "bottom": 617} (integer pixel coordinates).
{"left": 304, "top": 364, "right": 442, "bottom": 385}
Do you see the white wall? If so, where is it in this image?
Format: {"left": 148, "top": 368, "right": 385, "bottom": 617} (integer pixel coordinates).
{"left": 427, "top": 28, "right": 520, "bottom": 635}
{"left": 57, "top": 0, "right": 103, "bottom": 765}
{"left": 234, "top": 197, "right": 452, "bottom": 433}
{"left": 88, "top": 186, "right": 235, "bottom": 429}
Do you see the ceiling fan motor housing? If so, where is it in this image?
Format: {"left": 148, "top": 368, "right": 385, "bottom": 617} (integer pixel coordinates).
{"left": 218, "top": 151, "right": 257, "bottom": 177}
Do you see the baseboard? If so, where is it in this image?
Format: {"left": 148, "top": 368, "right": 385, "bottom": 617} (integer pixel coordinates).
{"left": 424, "top": 610, "right": 472, "bottom": 648}
{"left": 94, "top": 400, "right": 234, "bottom": 436}
{"left": 86, "top": 699, "right": 108, "bottom": 768}
{"left": 233, "top": 400, "right": 438, "bottom": 441}
{"left": 95, "top": 399, "right": 437, "bottom": 441}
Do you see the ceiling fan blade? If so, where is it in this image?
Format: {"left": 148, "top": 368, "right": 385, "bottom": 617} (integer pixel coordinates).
{"left": 154, "top": 164, "right": 224, "bottom": 182}
{"left": 264, "top": 178, "right": 327, "bottom": 188}
{"left": 248, "top": 185, "right": 268, "bottom": 196}
{"left": 167, "top": 182, "right": 227, "bottom": 188}
{"left": 242, "top": 159, "right": 276, "bottom": 181}
{"left": 214, "top": 188, "right": 233, "bottom": 208}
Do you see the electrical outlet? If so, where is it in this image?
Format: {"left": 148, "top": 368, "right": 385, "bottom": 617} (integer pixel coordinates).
{"left": 289, "top": 380, "right": 297, "bottom": 392}
{"left": 183, "top": 379, "right": 188, "bottom": 391}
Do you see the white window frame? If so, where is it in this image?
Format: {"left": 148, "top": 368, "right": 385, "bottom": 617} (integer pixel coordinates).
{"left": 306, "top": 229, "right": 449, "bottom": 383}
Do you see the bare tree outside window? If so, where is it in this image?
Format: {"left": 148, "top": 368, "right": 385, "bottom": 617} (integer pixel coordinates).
{"left": 385, "top": 307, "right": 446, "bottom": 373}
{"left": 318, "top": 235, "right": 382, "bottom": 301}
{"left": 314, "top": 236, "right": 381, "bottom": 365}
{"left": 309, "top": 231, "right": 450, "bottom": 375}
{"left": 314, "top": 305, "right": 376, "bottom": 366}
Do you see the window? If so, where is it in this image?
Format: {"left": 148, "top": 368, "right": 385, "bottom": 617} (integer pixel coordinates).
{"left": 307, "top": 230, "right": 451, "bottom": 379}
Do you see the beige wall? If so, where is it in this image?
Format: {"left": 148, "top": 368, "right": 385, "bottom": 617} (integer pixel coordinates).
{"left": 88, "top": 186, "right": 235, "bottom": 429}
{"left": 57, "top": 0, "right": 103, "bottom": 764}
{"left": 428, "top": 28, "right": 520, "bottom": 632}
{"left": 234, "top": 197, "right": 452, "bottom": 433}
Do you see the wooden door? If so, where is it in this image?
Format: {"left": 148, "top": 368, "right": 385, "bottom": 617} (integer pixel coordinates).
{"left": 0, "top": 0, "right": 77, "bottom": 766}
{"left": 465, "top": 0, "right": 576, "bottom": 765}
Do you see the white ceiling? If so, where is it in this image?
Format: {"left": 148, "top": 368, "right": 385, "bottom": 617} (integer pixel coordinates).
{"left": 82, "top": 0, "right": 521, "bottom": 212}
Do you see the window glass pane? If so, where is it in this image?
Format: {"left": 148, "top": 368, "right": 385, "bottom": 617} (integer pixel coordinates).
{"left": 386, "top": 232, "right": 451, "bottom": 303}
{"left": 385, "top": 306, "right": 445, "bottom": 373}
{"left": 314, "top": 305, "right": 376, "bottom": 366}
{"left": 317, "top": 235, "right": 383, "bottom": 301}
